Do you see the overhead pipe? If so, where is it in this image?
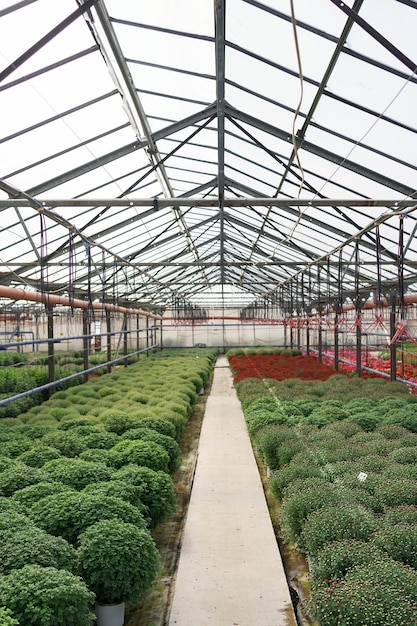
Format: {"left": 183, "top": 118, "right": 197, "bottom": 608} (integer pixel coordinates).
{"left": 0, "top": 286, "right": 162, "bottom": 320}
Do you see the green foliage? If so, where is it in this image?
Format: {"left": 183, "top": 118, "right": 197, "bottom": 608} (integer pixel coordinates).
{"left": 348, "top": 411, "right": 380, "bottom": 431}
{"left": 120, "top": 428, "right": 181, "bottom": 473}
{"left": 0, "top": 439, "right": 32, "bottom": 459}
{"left": 253, "top": 425, "right": 296, "bottom": 469}
{"left": 128, "top": 416, "right": 177, "bottom": 440}
{"left": 82, "top": 480, "right": 146, "bottom": 515}
{"left": 309, "top": 559, "right": 417, "bottom": 626}
{"left": 371, "top": 524, "right": 417, "bottom": 569}
{"left": 40, "top": 430, "right": 87, "bottom": 457}
{"left": 0, "top": 511, "right": 38, "bottom": 539}
{"left": 57, "top": 416, "right": 97, "bottom": 430}
{"left": 380, "top": 504, "right": 417, "bottom": 527}
{"left": 113, "top": 465, "right": 176, "bottom": 527}
{"left": 0, "top": 352, "right": 26, "bottom": 366}
{"left": 301, "top": 401, "right": 351, "bottom": 427}
{"left": 11, "top": 481, "right": 75, "bottom": 510}
{"left": 29, "top": 492, "right": 148, "bottom": 544}
{"left": 0, "top": 497, "right": 22, "bottom": 515}
{"left": 0, "top": 565, "right": 95, "bottom": 626}
{"left": 390, "top": 446, "right": 417, "bottom": 464}
{"left": 0, "top": 526, "right": 77, "bottom": 574}
{"left": 78, "top": 449, "right": 112, "bottom": 465}
{"left": 17, "top": 445, "right": 61, "bottom": 468}
{"left": 311, "top": 539, "right": 389, "bottom": 582}
{"left": 101, "top": 411, "right": 140, "bottom": 435}
{"left": 0, "top": 463, "right": 47, "bottom": 497}
{"left": 375, "top": 478, "right": 417, "bottom": 507}
{"left": 77, "top": 520, "right": 160, "bottom": 604}
{"left": 300, "top": 503, "right": 377, "bottom": 555}
{"left": 76, "top": 428, "right": 119, "bottom": 450}
{"left": 0, "top": 607, "right": 18, "bottom": 626}
{"left": 280, "top": 483, "right": 347, "bottom": 544}
{"left": 109, "top": 439, "right": 169, "bottom": 473}
{"left": 244, "top": 398, "right": 288, "bottom": 436}
{"left": 41, "top": 457, "right": 112, "bottom": 490}
{"left": 270, "top": 462, "right": 324, "bottom": 500}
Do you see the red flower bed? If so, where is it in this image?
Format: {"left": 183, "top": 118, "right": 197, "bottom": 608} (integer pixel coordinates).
{"left": 229, "top": 354, "right": 338, "bottom": 383}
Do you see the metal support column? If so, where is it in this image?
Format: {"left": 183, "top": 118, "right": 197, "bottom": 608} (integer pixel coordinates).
{"left": 318, "top": 319, "right": 323, "bottom": 362}
{"left": 334, "top": 313, "right": 339, "bottom": 371}
{"left": 82, "top": 310, "right": 89, "bottom": 384}
{"left": 136, "top": 315, "right": 140, "bottom": 354}
{"left": 47, "top": 304, "right": 55, "bottom": 397}
{"left": 146, "top": 316, "right": 149, "bottom": 357}
{"left": 390, "top": 292, "right": 397, "bottom": 382}
{"left": 356, "top": 323, "right": 362, "bottom": 378}
{"left": 123, "top": 313, "right": 128, "bottom": 367}
{"left": 106, "top": 310, "right": 112, "bottom": 374}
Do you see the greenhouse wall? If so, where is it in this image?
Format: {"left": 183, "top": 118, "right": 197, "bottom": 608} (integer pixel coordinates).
{"left": 162, "top": 309, "right": 285, "bottom": 347}
{"left": 0, "top": 309, "right": 152, "bottom": 354}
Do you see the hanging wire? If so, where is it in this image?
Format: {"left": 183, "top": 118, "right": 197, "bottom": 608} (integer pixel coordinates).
{"left": 289, "top": 0, "right": 305, "bottom": 198}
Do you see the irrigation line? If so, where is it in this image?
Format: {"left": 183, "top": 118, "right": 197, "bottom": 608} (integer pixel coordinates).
{"left": 0, "top": 344, "right": 159, "bottom": 407}
{"left": 1, "top": 326, "right": 159, "bottom": 350}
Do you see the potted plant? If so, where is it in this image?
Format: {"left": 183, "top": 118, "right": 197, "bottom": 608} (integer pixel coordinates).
{"left": 0, "top": 564, "right": 95, "bottom": 626}
{"left": 77, "top": 519, "right": 160, "bottom": 626}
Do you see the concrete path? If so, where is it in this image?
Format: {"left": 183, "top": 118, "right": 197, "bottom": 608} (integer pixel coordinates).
{"left": 168, "top": 355, "right": 297, "bottom": 626}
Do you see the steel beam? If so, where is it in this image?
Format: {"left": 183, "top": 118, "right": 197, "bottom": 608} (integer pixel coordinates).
{"left": 2, "top": 198, "right": 416, "bottom": 208}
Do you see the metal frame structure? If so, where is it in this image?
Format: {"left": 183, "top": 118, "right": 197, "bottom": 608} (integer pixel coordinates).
{"left": 0, "top": 0, "right": 416, "bottom": 315}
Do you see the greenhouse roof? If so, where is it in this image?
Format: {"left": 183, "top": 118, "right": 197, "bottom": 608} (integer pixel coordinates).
{"left": 0, "top": 0, "right": 416, "bottom": 312}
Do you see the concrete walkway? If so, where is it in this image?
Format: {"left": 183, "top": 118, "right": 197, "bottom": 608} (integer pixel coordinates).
{"left": 168, "top": 356, "right": 297, "bottom": 626}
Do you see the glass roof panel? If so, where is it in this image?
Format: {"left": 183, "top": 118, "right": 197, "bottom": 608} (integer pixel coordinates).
{"left": 0, "top": 0, "right": 416, "bottom": 311}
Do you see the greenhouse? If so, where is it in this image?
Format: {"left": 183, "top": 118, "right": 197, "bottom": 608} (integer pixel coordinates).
{"left": 1, "top": 1, "right": 417, "bottom": 625}
{"left": 0, "top": 0, "right": 416, "bottom": 359}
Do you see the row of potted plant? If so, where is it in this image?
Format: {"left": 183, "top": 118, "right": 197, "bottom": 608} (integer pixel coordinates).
{"left": 0, "top": 348, "right": 217, "bottom": 626}
{"left": 230, "top": 351, "right": 417, "bottom": 625}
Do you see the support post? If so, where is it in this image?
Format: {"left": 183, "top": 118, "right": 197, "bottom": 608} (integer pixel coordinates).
{"left": 334, "top": 313, "right": 339, "bottom": 371}
{"left": 47, "top": 304, "right": 55, "bottom": 397}
{"left": 146, "top": 316, "right": 149, "bottom": 356}
{"left": 82, "top": 310, "right": 89, "bottom": 384}
{"left": 318, "top": 318, "right": 323, "bottom": 362}
{"left": 160, "top": 317, "right": 163, "bottom": 350}
{"left": 136, "top": 315, "right": 140, "bottom": 354}
{"left": 390, "top": 292, "right": 397, "bottom": 382}
{"left": 106, "top": 310, "right": 112, "bottom": 374}
{"left": 297, "top": 315, "right": 301, "bottom": 349}
{"left": 356, "top": 321, "right": 362, "bottom": 378}
{"left": 306, "top": 319, "right": 310, "bottom": 355}
{"left": 123, "top": 313, "right": 128, "bottom": 367}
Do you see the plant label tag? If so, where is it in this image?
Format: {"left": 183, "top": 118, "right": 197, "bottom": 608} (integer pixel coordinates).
{"left": 357, "top": 472, "right": 368, "bottom": 482}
